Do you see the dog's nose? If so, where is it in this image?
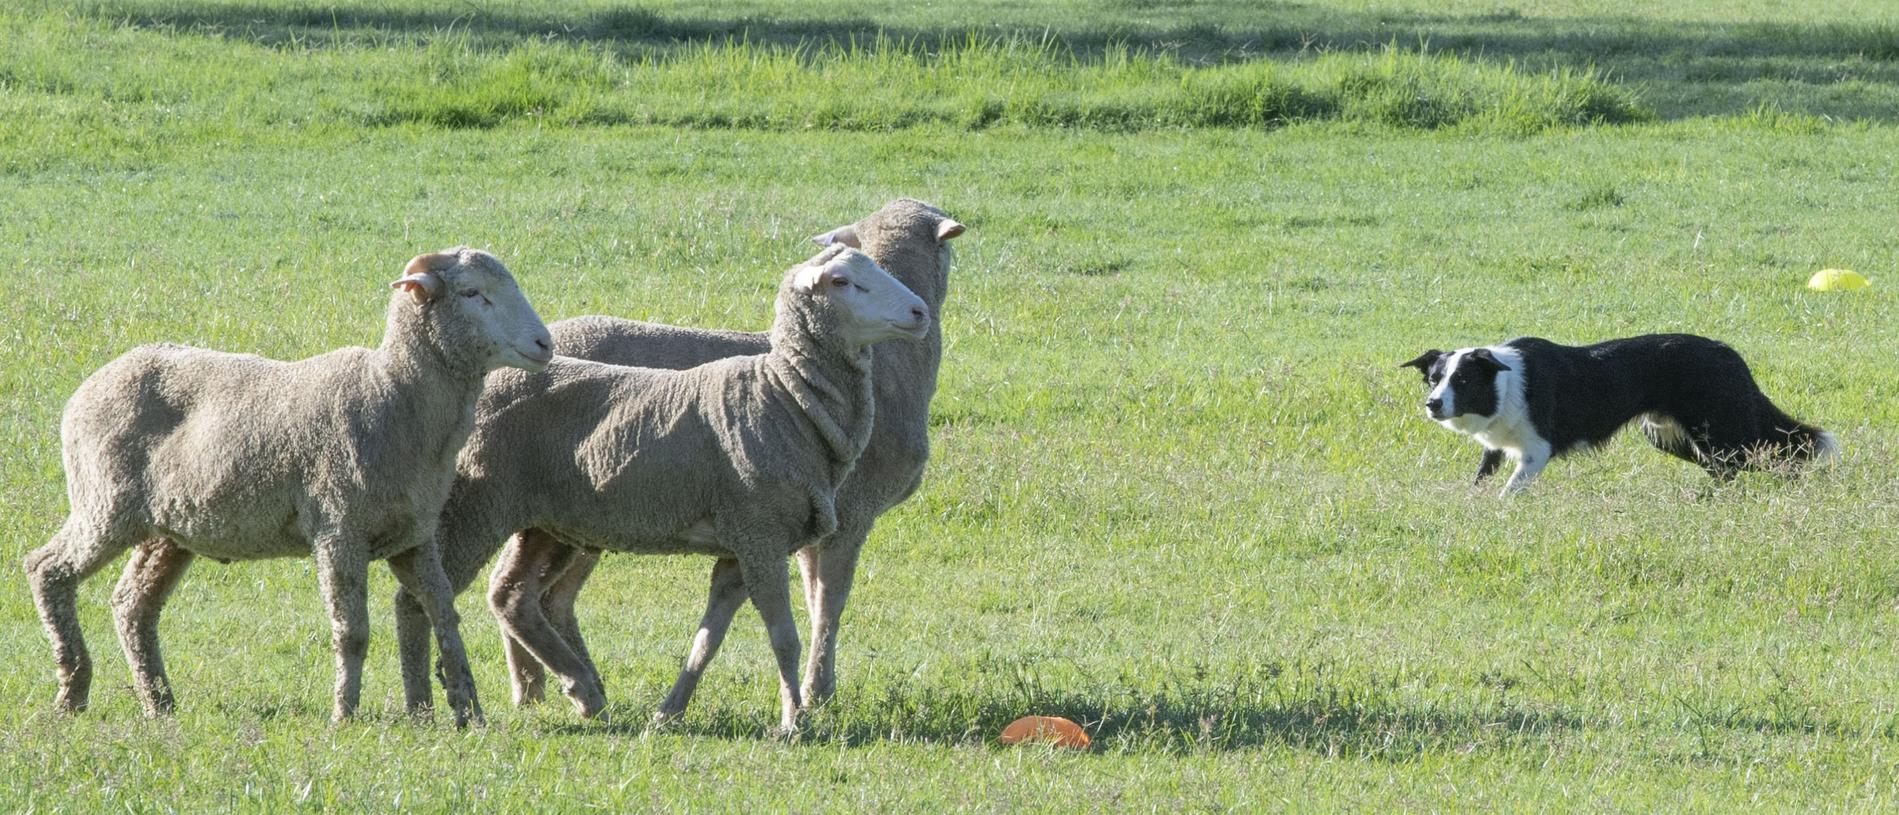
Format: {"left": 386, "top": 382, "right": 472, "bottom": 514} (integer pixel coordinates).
{"left": 1426, "top": 398, "right": 1443, "bottom": 412}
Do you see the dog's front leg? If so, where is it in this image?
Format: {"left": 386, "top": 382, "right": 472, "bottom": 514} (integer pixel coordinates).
{"left": 1473, "top": 448, "right": 1506, "bottom": 484}
{"left": 1499, "top": 446, "right": 1551, "bottom": 496}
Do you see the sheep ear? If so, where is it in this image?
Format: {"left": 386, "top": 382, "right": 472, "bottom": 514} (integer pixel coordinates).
{"left": 936, "top": 219, "right": 966, "bottom": 242}
{"left": 810, "top": 225, "right": 861, "bottom": 248}
{"left": 392, "top": 252, "right": 453, "bottom": 304}
{"left": 795, "top": 264, "right": 835, "bottom": 293}
{"left": 391, "top": 273, "right": 441, "bottom": 304}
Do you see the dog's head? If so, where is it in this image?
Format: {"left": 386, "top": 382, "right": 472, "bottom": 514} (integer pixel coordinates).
{"left": 1400, "top": 347, "right": 1513, "bottom": 426}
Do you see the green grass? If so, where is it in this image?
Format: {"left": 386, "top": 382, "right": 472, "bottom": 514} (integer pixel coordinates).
{"left": 1, "top": 8, "right": 1645, "bottom": 157}
{"left": 4, "top": 1, "right": 1899, "bottom": 811}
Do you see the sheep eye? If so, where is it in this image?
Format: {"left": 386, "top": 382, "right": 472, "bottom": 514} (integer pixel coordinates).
{"left": 458, "top": 289, "right": 481, "bottom": 299}
{"left": 830, "top": 277, "right": 850, "bottom": 289}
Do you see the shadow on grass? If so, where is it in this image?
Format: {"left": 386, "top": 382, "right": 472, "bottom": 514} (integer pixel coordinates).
{"left": 537, "top": 677, "right": 1582, "bottom": 758}
{"left": 76, "top": 1, "right": 1899, "bottom": 120}
{"left": 527, "top": 681, "right": 1899, "bottom": 758}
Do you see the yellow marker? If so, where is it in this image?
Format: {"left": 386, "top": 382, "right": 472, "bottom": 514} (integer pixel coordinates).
{"left": 1808, "top": 269, "right": 1871, "bottom": 291}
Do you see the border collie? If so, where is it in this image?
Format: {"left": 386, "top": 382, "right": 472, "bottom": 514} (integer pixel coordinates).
{"left": 1400, "top": 334, "right": 1838, "bottom": 495}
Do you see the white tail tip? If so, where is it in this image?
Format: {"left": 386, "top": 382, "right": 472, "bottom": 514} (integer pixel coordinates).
{"left": 1814, "top": 431, "right": 1841, "bottom": 463}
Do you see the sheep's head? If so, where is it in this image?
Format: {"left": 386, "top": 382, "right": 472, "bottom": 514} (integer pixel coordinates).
{"left": 810, "top": 198, "right": 964, "bottom": 251}
{"left": 392, "top": 248, "right": 554, "bottom": 373}
{"left": 810, "top": 198, "right": 963, "bottom": 305}
{"left": 782, "top": 245, "right": 928, "bottom": 349}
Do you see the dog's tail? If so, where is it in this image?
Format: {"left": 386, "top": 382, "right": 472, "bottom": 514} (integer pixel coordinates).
{"left": 1763, "top": 402, "right": 1839, "bottom": 467}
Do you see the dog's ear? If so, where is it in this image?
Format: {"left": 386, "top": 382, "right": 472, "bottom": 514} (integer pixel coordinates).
{"left": 1400, "top": 350, "right": 1442, "bottom": 373}
{"left": 1466, "top": 348, "right": 1512, "bottom": 372}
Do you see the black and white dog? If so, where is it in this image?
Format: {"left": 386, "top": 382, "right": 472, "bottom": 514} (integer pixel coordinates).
{"left": 1401, "top": 334, "right": 1838, "bottom": 495}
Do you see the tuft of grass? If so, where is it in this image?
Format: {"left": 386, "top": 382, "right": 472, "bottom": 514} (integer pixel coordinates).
{"left": 0, "top": 11, "right": 1646, "bottom": 153}
{"left": 370, "top": 37, "right": 1648, "bottom": 134}
{"left": 371, "top": 38, "right": 619, "bottom": 129}
{"left": 1728, "top": 100, "right": 1837, "bottom": 134}
{"left": 1567, "top": 181, "right": 1628, "bottom": 210}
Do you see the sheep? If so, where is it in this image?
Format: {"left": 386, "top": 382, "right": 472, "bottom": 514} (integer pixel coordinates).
{"left": 405, "top": 245, "right": 927, "bottom": 732}
{"left": 393, "top": 199, "right": 963, "bottom": 719}
{"left": 25, "top": 248, "right": 553, "bottom": 727}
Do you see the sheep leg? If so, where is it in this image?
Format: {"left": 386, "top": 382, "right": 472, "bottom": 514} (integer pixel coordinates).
{"left": 538, "top": 544, "right": 604, "bottom": 698}
{"left": 392, "top": 586, "right": 435, "bottom": 718}
{"left": 797, "top": 525, "right": 867, "bottom": 708}
{"left": 735, "top": 551, "right": 805, "bottom": 735}
{"left": 110, "top": 538, "right": 195, "bottom": 715}
{"left": 498, "top": 637, "right": 543, "bottom": 707}
{"left": 498, "top": 529, "right": 597, "bottom": 707}
{"left": 655, "top": 557, "right": 748, "bottom": 725}
{"left": 25, "top": 517, "right": 136, "bottom": 713}
{"left": 312, "top": 538, "right": 370, "bottom": 722}
{"left": 387, "top": 547, "right": 485, "bottom": 728}
{"left": 796, "top": 545, "right": 821, "bottom": 627}
{"left": 487, "top": 532, "right": 605, "bottom": 719}
{"left": 490, "top": 534, "right": 542, "bottom": 706}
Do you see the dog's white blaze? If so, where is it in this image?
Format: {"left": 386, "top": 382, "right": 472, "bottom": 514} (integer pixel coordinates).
{"left": 1427, "top": 350, "right": 1466, "bottom": 420}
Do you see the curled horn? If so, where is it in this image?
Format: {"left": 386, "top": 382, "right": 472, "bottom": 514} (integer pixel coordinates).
{"left": 391, "top": 251, "right": 458, "bottom": 303}
{"left": 402, "top": 251, "right": 460, "bottom": 278}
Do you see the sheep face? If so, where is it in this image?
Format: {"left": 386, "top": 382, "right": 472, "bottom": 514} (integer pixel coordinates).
{"left": 794, "top": 246, "right": 929, "bottom": 347}
{"left": 394, "top": 249, "right": 554, "bottom": 373}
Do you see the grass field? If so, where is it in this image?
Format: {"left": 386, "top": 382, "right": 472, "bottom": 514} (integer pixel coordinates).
{"left": 3, "top": 1, "right": 1899, "bottom": 810}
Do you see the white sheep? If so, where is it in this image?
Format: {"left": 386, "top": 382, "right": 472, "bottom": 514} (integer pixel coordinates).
{"left": 416, "top": 245, "right": 926, "bottom": 732}
{"left": 426, "top": 199, "right": 965, "bottom": 713}
{"left": 26, "top": 248, "right": 552, "bottom": 726}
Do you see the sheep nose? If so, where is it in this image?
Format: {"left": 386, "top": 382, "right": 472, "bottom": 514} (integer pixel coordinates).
{"left": 536, "top": 338, "right": 552, "bottom": 352}
{"left": 910, "top": 307, "right": 926, "bottom": 321}
{"left": 1426, "top": 398, "right": 1443, "bottom": 411}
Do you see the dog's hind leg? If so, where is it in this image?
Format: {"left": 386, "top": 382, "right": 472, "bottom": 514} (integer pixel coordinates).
{"left": 1671, "top": 412, "right": 1757, "bottom": 479}
{"left": 1639, "top": 412, "right": 1703, "bottom": 466}
{"left": 1473, "top": 448, "right": 1506, "bottom": 484}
